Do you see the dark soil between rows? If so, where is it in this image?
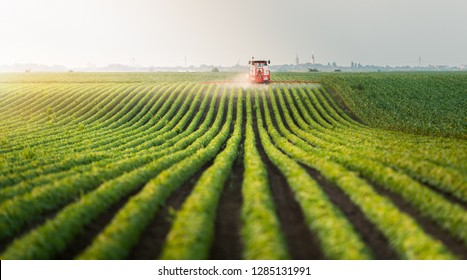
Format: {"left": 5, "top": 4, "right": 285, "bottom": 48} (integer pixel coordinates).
{"left": 301, "top": 164, "right": 398, "bottom": 259}
{"left": 254, "top": 91, "right": 324, "bottom": 259}
{"left": 263, "top": 154, "right": 325, "bottom": 259}
{"left": 0, "top": 204, "right": 63, "bottom": 255}
{"left": 127, "top": 164, "right": 210, "bottom": 260}
{"left": 3, "top": 85, "right": 464, "bottom": 261}
{"left": 368, "top": 179, "right": 467, "bottom": 259}
{"left": 128, "top": 85, "right": 231, "bottom": 259}
{"left": 209, "top": 91, "right": 245, "bottom": 260}
{"left": 266, "top": 85, "right": 467, "bottom": 259}
{"left": 57, "top": 184, "right": 144, "bottom": 259}
{"left": 414, "top": 179, "right": 467, "bottom": 210}
{"left": 127, "top": 88, "right": 225, "bottom": 260}
{"left": 263, "top": 87, "right": 398, "bottom": 259}
{"left": 209, "top": 157, "right": 243, "bottom": 259}
{"left": 320, "top": 83, "right": 365, "bottom": 124}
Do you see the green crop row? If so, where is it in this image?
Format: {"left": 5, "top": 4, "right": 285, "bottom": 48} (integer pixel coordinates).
{"left": 278, "top": 86, "right": 466, "bottom": 204}
{"left": 77, "top": 90, "right": 235, "bottom": 259}
{"left": 239, "top": 89, "right": 289, "bottom": 260}
{"left": 0, "top": 85, "right": 216, "bottom": 242}
{"left": 0, "top": 83, "right": 196, "bottom": 179}
{"left": 0, "top": 86, "right": 225, "bottom": 259}
{"left": 1, "top": 72, "right": 464, "bottom": 260}
{"left": 160, "top": 87, "right": 243, "bottom": 260}
{"left": 256, "top": 89, "right": 372, "bottom": 259}
{"left": 273, "top": 72, "right": 467, "bottom": 137}
{"left": 262, "top": 88, "right": 458, "bottom": 259}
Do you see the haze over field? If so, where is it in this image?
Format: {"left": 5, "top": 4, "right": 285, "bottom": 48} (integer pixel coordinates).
{"left": 1, "top": 0, "right": 466, "bottom": 68}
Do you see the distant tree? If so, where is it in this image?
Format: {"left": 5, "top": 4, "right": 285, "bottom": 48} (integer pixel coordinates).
{"left": 212, "top": 67, "right": 219, "bottom": 72}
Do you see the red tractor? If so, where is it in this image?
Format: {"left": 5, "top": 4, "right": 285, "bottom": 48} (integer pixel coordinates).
{"left": 248, "top": 58, "right": 271, "bottom": 84}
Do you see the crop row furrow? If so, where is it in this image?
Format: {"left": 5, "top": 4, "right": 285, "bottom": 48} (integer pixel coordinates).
{"left": 260, "top": 89, "right": 456, "bottom": 259}
{"left": 159, "top": 87, "right": 243, "bottom": 260}
{"left": 0, "top": 84, "right": 214, "bottom": 198}
{"left": 0, "top": 83, "right": 192, "bottom": 175}
{"left": 76, "top": 90, "right": 234, "bottom": 259}
{"left": 293, "top": 86, "right": 464, "bottom": 168}
{"left": 272, "top": 86, "right": 467, "bottom": 248}
{"left": 0, "top": 90, "right": 227, "bottom": 260}
{"left": 0, "top": 86, "right": 221, "bottom": 251}
{"left": 280, "top": 86, "right": 467, "bottom": 203}
{"left": 0, "top": 83, "right": 132, "bottom": 152}
{"left": 257, "top": 89, "right": 372, "bottom": 259}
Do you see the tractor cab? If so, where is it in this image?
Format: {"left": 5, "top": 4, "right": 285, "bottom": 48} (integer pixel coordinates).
{"left": 248, "top": 58, "right": 271, "bottom": 84}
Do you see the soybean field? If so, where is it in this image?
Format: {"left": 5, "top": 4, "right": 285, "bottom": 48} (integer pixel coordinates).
{"left": 0, "top": 72, "right": 465, "bottom": 260}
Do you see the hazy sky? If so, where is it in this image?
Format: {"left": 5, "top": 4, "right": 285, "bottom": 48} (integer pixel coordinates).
{"left": 1, "top": 0, "right": 466, "bottom": 67}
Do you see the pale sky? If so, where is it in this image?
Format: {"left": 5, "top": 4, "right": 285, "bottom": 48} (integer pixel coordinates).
{"left": 1, "top": 0, "right": 466, "bottom": 67}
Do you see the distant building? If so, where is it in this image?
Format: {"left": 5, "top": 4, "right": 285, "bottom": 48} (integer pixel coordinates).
{"left": 311, "top": 53, "right": 315, "bottom": 64}
{"left": 295, "top": 53, "right": 299, "bottom": 65}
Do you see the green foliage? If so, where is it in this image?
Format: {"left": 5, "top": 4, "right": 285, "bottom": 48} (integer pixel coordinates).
{"left": 262, "top": 86, "right": 458, "bottom": 259}
{"left": 240, "top": 89, "right": 289, "bottom": 260}
{"left": 256, "top": 89, "right": 371, "bottom": 260}
{"left": 0, "top": 73, "right": 465, "bottom": 260}
{"left": 160, "top": 88, "right": 243, "bottom": 260}
{"left": 77, "top": 92, "right": 234, "bottom": 259}
{"left": 329, "top": 73, "right": 467, "bottom": 137}
{"left": 274, "top": 72, "right": 467, "bottom": 137}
